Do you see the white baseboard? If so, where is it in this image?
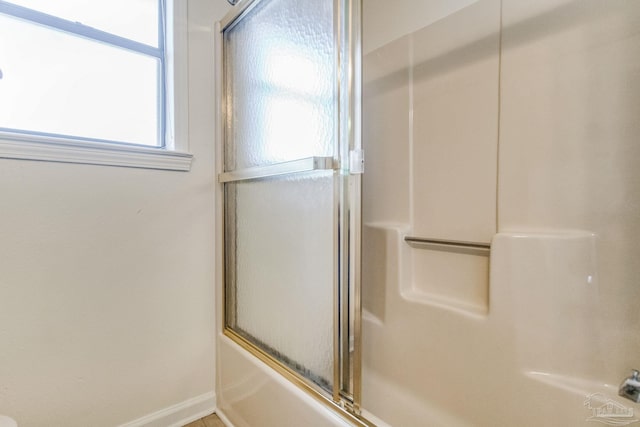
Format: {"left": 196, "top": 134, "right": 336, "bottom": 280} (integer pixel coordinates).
{"left": 215, "top": 410, "right": 235, "bottom": 427}
{"left": 118, "top": 392, "right": 216, "bottom": 427}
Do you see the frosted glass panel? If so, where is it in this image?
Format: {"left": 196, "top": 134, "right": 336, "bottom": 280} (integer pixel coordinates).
{"left": 224, "top": 0, "right": 335, "bottom": 170}
{"left": 227, "top": 172, "right": 334, "bottom": 389}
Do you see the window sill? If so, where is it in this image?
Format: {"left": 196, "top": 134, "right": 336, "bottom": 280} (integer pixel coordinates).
{"left": 0, "top": 133, "right": 193, "bottom": 171}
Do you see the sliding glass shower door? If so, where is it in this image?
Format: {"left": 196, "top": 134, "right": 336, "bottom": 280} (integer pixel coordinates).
{"left": 219, "top": 0, "right": 362, "bottom": 409}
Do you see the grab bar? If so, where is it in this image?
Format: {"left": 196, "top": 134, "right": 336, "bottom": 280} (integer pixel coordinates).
{"left": 219, "top": 156, "right": 335, "bottom": 183}
{"left": 405, "top": 236, "right": 491, "bottom": 255}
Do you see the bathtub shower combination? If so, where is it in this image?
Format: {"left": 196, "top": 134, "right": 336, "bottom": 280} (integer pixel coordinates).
{"left": 215, "top": 0, "right": 640, "bottom": 426}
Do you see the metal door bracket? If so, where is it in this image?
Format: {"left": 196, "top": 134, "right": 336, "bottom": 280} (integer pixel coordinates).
{"left": 349, "top": 149, "right": 364, "bottom": 174}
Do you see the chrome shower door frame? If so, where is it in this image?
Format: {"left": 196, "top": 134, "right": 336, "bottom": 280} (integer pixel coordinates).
{"left": 215, "top": 0, "right": 367, "bottom": 424}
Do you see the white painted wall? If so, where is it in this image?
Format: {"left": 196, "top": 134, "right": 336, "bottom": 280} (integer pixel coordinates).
{"left": 0, "top": 1, "right": 230, "bottom": 426}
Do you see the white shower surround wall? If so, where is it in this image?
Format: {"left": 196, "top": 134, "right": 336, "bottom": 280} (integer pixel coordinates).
{"left": 217, "top": 0, "right": 640, "bottom": 426}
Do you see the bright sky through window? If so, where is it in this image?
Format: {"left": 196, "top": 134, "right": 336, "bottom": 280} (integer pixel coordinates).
{"left": 0, "top": 0, "right": 163, "bottom": 147}
{"left": 7, "top": 0, "right": 159, "bottom": 46}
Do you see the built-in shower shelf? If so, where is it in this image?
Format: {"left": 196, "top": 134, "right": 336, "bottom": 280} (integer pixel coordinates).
{"left": 403, "top": 234, "right": 490, "bottom": 316}
{"left": 400, "top": 288, "right": 489, "bottom": 318}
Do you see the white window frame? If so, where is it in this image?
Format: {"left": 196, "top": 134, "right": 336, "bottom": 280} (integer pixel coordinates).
{"left": 0, "top": 0, "right": 192, "bottom": 171}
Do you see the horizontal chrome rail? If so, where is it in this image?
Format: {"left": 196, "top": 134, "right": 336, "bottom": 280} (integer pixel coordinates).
{"left": 405, "top": 236, "right": 491, "bottom": 255}
{"left": 218, "top": 156, "right": 335, "bottom": 183}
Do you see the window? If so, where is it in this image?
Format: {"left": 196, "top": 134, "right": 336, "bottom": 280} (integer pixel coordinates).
{"left": 0, "top": 0, "right": 192, "bottom": 170}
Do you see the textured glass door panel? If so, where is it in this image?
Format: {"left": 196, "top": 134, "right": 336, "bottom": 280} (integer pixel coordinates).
{"left": 219, "top": 0, "right": 364, "bottom": 399}
{"left": 224, "top": 0, "right": 335, "bottom": 170}
{"left": 226, "top": 172, "right": 334, "bottom": 389}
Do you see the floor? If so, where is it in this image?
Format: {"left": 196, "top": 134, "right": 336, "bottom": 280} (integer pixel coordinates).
{"left": 184, "top": 413, "right": 226, "bottom": 427}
